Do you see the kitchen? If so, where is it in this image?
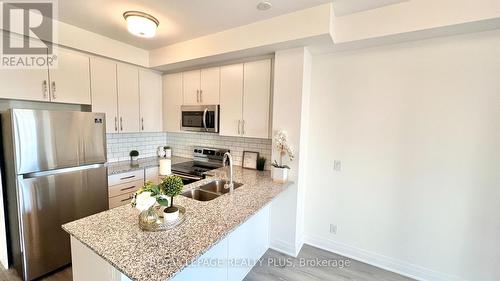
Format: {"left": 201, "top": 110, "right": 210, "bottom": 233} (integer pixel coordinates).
{"left": 1, "top": 1, "right": 500, "bottom": 281}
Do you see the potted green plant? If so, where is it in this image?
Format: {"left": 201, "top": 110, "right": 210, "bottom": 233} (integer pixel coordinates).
{"left": 129, "top": 150, "right": 139, "bottom": 163}
{"left": 159, "top": 175, "right": 184, "bottom": 221}
{"left": 257, "top": 156, "right": 266, "bottom": 171}
{"left": 271, "top": 130, "right": 294, "bottom": 183}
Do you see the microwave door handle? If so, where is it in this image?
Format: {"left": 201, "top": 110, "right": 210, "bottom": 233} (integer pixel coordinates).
{"left": 203, "top": 108, "right": 208, "bottom": 132}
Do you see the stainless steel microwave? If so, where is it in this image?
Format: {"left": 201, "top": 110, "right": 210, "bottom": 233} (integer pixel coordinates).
{"left": 181, "top": 105, "right": 219, "bottom": 133}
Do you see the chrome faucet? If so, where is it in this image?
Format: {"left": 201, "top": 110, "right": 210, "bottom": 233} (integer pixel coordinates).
{"left": 223, "top": 152, "right": 234, "bottom": 192}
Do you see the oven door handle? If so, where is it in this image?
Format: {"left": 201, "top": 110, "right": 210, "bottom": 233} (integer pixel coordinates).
{"left": 203, "top": 108, "right": 208, "bottom": 132}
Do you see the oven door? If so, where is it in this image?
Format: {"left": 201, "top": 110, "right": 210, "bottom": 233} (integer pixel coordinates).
{"left": 181, "top": 105, "right": 219, "bottom": 133}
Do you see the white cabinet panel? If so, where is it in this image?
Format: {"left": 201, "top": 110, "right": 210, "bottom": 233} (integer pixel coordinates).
{"left": 117, "top": 64, "right": 140, "bottom": 133}
{"left": 220, "top": 64, "right": 243, "bottom": 137}
{"left": 90, "top": 58, "right": 118, "bottom": 133}
{"left": 163, "top": 73, "right": 183, "bottom": 132}
{"left": 0, "top": 35, "right": 50, "bottom": 102}
{"left": 227, "top": 205, "right": 270, "bottom": 281}
{"left": 139, "top": 70, "right": 162, "bottom": 132}
{"left": 171, "top": 236, "right": 228, "bottom": 281}
{"left": 49, "top": 48, "right": 91, "bottom": 104}
{"left": 242, "top": 60, "right": 271, "bottom": 139}
{"left": 200, "top": 67, "right": 220, "bottom": 104}
{"left": 182, "top": 70, "right": 200, "bottom": 105}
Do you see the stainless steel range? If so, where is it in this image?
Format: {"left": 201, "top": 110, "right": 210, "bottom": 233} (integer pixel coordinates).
{"left": 172, "top": 147, "right": 229, "bottom": 184}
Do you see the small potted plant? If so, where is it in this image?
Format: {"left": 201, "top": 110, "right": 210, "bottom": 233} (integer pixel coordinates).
{"left": 256, "top": 156, "right": 266, "bottom": 171}
{"left": 159, "top": 175, "right": 184, "bottom": 221}
{"left": 129, "top": 150, "right": 139, "bottom": 163}
{"left": 163, "top": 146, "right": 172, "bottom": 158}
{"left": 272, "top": 130, "right": 294, "bottom": 183}
{"left": 132, "top": 181, "right": 171, "bottom": 225}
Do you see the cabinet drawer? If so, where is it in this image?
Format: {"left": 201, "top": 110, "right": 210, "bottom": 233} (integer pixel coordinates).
{"left": 108, "top": 179, "right": 143, "bottom": 198}
{"left": 108, "top": 170, "right": 144, "bottom": 186}
{"left": 109, "top": 192, "right": 135, "bottom": 209}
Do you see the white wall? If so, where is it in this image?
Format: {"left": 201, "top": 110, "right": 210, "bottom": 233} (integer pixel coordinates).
{"left": 269, "top": 48, "right": 311, "bottom": 256}
{"left": 305, "top": 29, "right": 500, "bottom": 281}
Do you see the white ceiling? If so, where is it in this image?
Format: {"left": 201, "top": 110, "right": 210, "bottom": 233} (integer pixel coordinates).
{"left": 57, "top": 0, "right": 408, "bottom": 50}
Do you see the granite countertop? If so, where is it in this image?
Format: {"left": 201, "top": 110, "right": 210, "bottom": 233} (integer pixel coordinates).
{"left": 62, "top": 166, "right": 290, "bottom": 281}
{"left": 106, "top": 156, "right": 192, "bottom": 175}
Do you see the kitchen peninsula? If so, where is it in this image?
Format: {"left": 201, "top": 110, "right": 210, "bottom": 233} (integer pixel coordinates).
{"left": 63, "top": 166, "right": 290, "bottom": 281}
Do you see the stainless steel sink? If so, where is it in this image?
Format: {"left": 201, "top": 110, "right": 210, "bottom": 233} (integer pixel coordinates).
{"left": 181, "top": 179, "right": 244, "bottom": 201}
{"left": 199, "top": 179, "right": 243, "bottom": 194}
{"left": 182, "top": 189, "right": 220, "bottom": 201}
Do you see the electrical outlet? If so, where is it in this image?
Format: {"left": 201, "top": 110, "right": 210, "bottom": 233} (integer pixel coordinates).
{"left": 330, "top": 224, "right": 337, "bottom": 234}
{"left": 333, "top": 160, "right": 341, "bottom": 172}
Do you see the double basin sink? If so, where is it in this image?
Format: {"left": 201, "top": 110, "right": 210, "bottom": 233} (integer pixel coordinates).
{"left": 182, "top": 179, "right": 243, "bottom": 201}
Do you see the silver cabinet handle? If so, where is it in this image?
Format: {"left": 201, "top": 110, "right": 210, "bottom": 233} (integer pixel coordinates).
{"left": 120, "top": 117, "right": 123, "bottom": 131}
{"left": 238, "top": 120, "right": 241, "bottom": 135}
{"left": 203, "top": 108, "right": 208, "bottom": 132}
{"left": 120, "top": 175, "right": 135, "bottom": 180}
{"left": 42, "top": 80, "right": 48, "bottom": 99}
{"left": 200, "top": 90, "right": 203, "bottom": 103}
{"left": 51, "top": 81, "right": 56, "bottom": 100}
{"left": 242, "top": 120, "right": 245, "bottom": 135}
{"left": 120, "top": 185, "right": 137, "bottom": 191}
{"left": 114, "top": 117, "right": 118, "bottom": 131}
{"left": 196, "top": 90, "right": 200, "bottom": 103}
{"left": 141, "top": 117, "right": 144, "bottom": 131}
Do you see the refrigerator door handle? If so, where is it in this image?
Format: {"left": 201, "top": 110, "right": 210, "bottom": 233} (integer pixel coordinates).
{"left": 22, "top": 164, "right": 106, "bottom": 179}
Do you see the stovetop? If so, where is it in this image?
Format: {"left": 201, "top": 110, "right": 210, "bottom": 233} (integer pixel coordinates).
{"left": 171, "top": 161, "right": 214, "bottom": 176}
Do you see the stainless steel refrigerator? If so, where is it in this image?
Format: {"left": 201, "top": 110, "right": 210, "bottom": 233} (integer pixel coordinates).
{"left": 1, "top": 109, "right": 109, "bottom": 281}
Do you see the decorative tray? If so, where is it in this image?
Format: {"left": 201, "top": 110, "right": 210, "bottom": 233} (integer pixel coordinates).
{"left": 139, "top": 205, "right": 186, "bottom": 232}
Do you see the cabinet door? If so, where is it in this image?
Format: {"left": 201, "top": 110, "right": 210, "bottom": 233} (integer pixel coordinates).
{"left": 139, "top": 70, "right": 162, "bottom": 132}
{"left": 242, "top": 60, "right": 271, "bottom": 139}
{"left": 200, "top": 67, "right": 220, "bottom": 104}
{"left": 219, "top": 64, "right": 243, "bottom": 137}
{"left": 0, "top": 35, "right": 49, "bottom": 102}
{"left": 49, "top": 48, "right": 91, "bottom": 104}
{"left": 90, "top": 58, "right": 118, "bottom": 133}
{"left": 182, "top": 70, "right": 200, "bottom": 105}
{"left": 117, "top": 64, "right": 140, "bottom": 133}
{"left": 163, "top": 73, "right": 183, "bottom": 132}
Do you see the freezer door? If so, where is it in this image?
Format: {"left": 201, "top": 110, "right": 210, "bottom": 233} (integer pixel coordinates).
{"left": 12, "top": 109, "right": 106, "bottom": 174}
{"left": 17, "top": 165, "right": 108, "bottom": 281}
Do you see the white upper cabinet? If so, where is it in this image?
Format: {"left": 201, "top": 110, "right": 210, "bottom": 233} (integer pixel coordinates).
{"left": 117, "top": 64, "right": 140, "bottom": 133}
{"left": 219, "top": 64, "right": 243, "bottom": 137}
{"left": 90, "top": 57, "right": 118, "bottom": 133}
{"left": 182, "top": 70, "right": 200, "bottom": 105}
{"left": 0, "top": 35, "right": 50, "bottom": 102}
{"left": 49, "top": 48, "right": 91, "bottom": 104}
{"left": 163, "top": 73, "right": 183, "bottom": 133}
{"left": 219, "top": 59, "right": 272, "bottom": 139}
{"left": 139, "top": 70, "right": 163, "bottom": 132}
{"left": 182, "top": 67, "right": 220, "bottom": 105}
{"left": 200, "top": 67, "right": 220, "bottom": 104}
{"left": 242, "top": 59, "right": 271, "bottom": 139}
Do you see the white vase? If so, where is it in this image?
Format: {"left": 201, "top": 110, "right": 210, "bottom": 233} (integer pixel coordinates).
{"left": 272, "top": 167, "right": 288, "bottom": 183}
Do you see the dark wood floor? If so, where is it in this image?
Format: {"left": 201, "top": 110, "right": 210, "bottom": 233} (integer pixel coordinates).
{"left": 1, "top": 245, "right": 414, "bottom": 281}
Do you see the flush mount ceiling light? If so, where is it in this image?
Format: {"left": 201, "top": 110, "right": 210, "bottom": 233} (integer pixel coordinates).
{"left": 257, "top": 1, "right": 272, "bottom": 11}
{"left": 123, "top": 11, "right": 159, "bottom": 38}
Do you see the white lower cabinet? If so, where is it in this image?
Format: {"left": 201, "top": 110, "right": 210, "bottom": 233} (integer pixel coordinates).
{"left": 71, "top": 204, "right": 271, "bottom": 281}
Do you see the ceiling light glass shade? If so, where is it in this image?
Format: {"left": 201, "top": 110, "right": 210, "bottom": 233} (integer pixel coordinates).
{"left": 123, "top": 11, "right": 159, "bottom": 38}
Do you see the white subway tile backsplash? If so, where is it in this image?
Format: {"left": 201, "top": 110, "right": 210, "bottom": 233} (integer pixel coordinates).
{"left": 106, "top": 132, "right": 272, "bottom": 170}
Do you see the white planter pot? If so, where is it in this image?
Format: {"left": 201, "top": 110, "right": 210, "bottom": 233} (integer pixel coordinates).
{"left": 165, "top": 149, "right": 172, "bottom": 158}
{"left": 272, "top": 167, "right": 288, "bottom": 183}
{"left": 164, "top": 208, "right": 179, "bottom": 221}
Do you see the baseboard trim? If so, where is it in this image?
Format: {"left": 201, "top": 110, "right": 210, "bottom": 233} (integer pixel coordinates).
{"left": 269, "top": 239, "right": 299, "bottom": 257}
{"left": 304, "top": 234, "right": 461, "bottom": 281}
